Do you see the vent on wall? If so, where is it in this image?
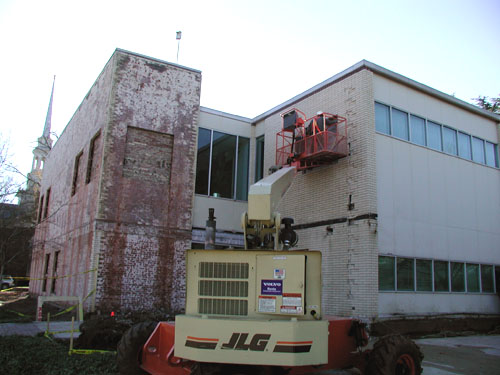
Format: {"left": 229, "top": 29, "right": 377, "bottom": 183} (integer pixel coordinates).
{"left": 198, "top": 262, "right": 249, "bottom": 316}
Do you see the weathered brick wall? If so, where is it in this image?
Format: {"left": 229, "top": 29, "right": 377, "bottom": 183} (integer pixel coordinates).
{"left": 256, "top": 69, "right": 379, "bottom": 318}
{"left": 31, "top": 50, "right": 201, "bottom": 314}
{"left": 94, "top": 51, "right": 201, "bottom": 314}
{"left": 29, "top": 52, "right": 114, "bottom": 305}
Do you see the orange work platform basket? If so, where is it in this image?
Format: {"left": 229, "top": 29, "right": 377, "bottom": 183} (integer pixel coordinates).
{"left": 276, "top": 108, "right": 348, "bottom": 170}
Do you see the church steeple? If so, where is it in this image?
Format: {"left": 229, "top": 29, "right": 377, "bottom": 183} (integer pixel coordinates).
{"left": 17, "top": 77, "right": 55, "bottom": 210}
{"left": 42, "top": 76, "right": 54, "bottom": 143}
{"left": 24, "top": 77, "right": 55, "bottom": 198}
{"left": 31, "top": 76, "right": 54, "bottom": 173}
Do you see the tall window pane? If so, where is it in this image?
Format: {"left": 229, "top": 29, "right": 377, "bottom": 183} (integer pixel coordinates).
{"left": 210, "top": 131, "right": 236, "bottom": 199}
{"left": 195, "top": 128, "right": 211, "bottom": 195}
{"left": 392, "top": 108, "right": 409, "bottom": 140}
{"left": 472, "top": 137, "right": 485, "bottom": 164}
{"left": 236, "top": 137, "right": 249, "bottom": 200}
{"left": 427, "top": 121, "right": 442, "bottom": 151}
{"left": 416, "top": 259, "right": 432, "bottom": 291}
{"left": 410, "top": 115, "right": 426, "bottom": 146}
{"left": 397, "top": 258, "right": 414, "bottom": 291}
{"left": 451, "top": 262, "right": 465, "bottom": 292}
{"left": 481, "top": 265, "right": 494, "bottom": 293}
{"left": 485, "top": 142, "right": 498, "bottom": 167}
{"left": 434, "top": 261, "right": 449, "bottom": 291}
{"left": 375, "top": 103, "right": 390, "bottom": 135}
{"left": 255, "top": 135, "right": 265, "bottom": 182}
{"left": 466, "top": 263, "right": 480, "bottom": 292}
{"left": 442, "top": 127, "right": 457, "bottom": 155}
{"left": 458, "top": 132, "right": 472, "bottom": 160}
{"left": 379, "top": 256, "right": 395, "bottom": 291}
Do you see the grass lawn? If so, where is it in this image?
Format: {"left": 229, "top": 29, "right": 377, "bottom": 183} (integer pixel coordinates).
{"left": 0, "top": 335, "right": 118, "bottom": 375}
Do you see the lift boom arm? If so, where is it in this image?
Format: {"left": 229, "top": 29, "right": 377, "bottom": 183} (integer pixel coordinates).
{"left": 242, "top": 166, "right": 295, "bottom": 249}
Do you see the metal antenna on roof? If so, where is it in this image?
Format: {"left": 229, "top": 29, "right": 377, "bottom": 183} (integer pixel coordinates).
{"left": 176, "top": 31, "right": 182, "bottom": 63}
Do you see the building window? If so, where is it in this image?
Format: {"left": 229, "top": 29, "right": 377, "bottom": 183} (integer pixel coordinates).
{"left": 485, "top": 141, "right": 498, "bottom": 167}
{"left": 392, "top": 108, "right": 409, "bottom": 141}
{"left": 71, "top": 151, "right": 83, "bottom": 196}
{"left": 38, "top": 195, "right": 44, "bottom": 223}
{"left": 255, "top": 135, "right": 265, "bottom": 182}
{"left": 379, "top": 256, "right": 395, "bottom": 291}
{"left": 397, "top": 257, "right": 414, "bottom": 291}
{"left": 51, "top": 251, "right": 60, "bottom": 294}
{"left": 381, "top": 257, "right": 498, "bottom": 295}
{"left": 451, "top": 262, "right": 465, "bottom": 292}
{"left": 434, "top": 260, "right": 449, "bottom": 292}
{"left": 410, "top": 115, "right": 426, "bottom": 146}
{"left": 481, "top": 265, "right": 494, "bottom": 293}
{"left": 236, "top": 137, "right": 250, "bottom": 200}
{"left": 458, "top": 132, "right": 472, "bottom": 160}
{"left": 375, "top": 102, "right": 498, "bottom": 168}
{"left": 195, "top": 128, "right": 211, "bottom": 196}
{"left": 427, "top": 121, "right": 442, "bottom": 151}
{"left": 472, "top": 137, "right": 485, "bottom": 164}
{"left": 466, "top": 263, "right": 480, "bottom": 292}
{"left": 416, "top": 259, "right": 432, "bottom": 291}
{"left": 42, "top": 253, "right": 50, "bottom": 292}
{"left": 211, "top": 131, "right": 237, "bottom": 199}
{"left": 375, "top": 103, "right": 390, "bottom": 135}
{"left": 86, "top": 130, "right": 101, "bottom": 184}
{"left": 442, "top": 127, "right": 458, "bottom": 155}
{"left": 43, "top": 188, "right": 51, "bottom": 219}
{"left": 195, "top": 128, "right": 250, "bottom": 201}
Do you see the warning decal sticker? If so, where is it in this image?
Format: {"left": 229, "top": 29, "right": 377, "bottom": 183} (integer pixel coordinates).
{"left": 258, "top": 295, "right": 276, "bottom": 313}
{"left": 282, "top": 293, "right": 302, "bottom": 307}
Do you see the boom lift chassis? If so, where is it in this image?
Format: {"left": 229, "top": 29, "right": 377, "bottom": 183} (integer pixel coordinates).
{"left": 117, "top": 109, "right": 423, "bottom": 375}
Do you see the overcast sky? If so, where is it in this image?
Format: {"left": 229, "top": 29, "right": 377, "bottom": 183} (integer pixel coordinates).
{"left": 1, "top": 0, "right": 499, "bottom": 183}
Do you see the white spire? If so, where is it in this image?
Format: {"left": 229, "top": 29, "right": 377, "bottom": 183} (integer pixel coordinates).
{"left": 42, "top": 75, "right": 55, "bottom": 142}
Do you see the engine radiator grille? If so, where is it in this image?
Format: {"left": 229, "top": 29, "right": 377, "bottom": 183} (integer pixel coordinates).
{"left": 198, "top": 298, "right": 248, "bottom": 316}
{"left": 199, "top": 262, "right": 249, "bottom": 279}
{"left": 197, "top": 262, "right": 249, "bottom": 316}
{"left": 199, "top": 280, "right": 248, "bottom": 297}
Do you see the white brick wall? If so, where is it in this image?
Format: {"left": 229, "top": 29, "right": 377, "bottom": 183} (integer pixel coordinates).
{"left": 256, "top": 70, "right": 379, "bottom": 318}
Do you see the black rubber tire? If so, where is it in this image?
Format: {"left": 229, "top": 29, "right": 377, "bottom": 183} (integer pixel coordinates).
{"left": 367, "top": 334, "right": 423, "bottom": 375}
{"left": 1, "top": 283, "right": 8, "bottom": 290}
{"left": 116, "top": 321, "right": 157, "bottom": 375}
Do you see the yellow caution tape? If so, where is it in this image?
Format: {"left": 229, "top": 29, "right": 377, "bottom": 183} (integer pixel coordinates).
{"left": 68, "top": 349, "right": 116, "bottom": 355}
{"left": 0, "top": 287, "right": 17, "bottom": 292}
{"left": 11, "top": 268, "right": 97, "bottom": 281}
{"left": 46, "top": 330, "right": 80, "bottom": 334}
{"left": 4, "top": 309, "right": 33, "bottom": 318}
{"left": 2, "top": 289, "right": 95, "bottom": 320}
{"left": 51, "top": 304, "right": 78, "bottom": 318}
{"left": 82, "top": 289, "right": 95, "bottom": 302}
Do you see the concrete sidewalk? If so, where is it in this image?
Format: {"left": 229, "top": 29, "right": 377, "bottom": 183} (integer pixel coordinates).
{"left": 0, "top": 321, "right": 81, "bottom": 339}
{"left": 416, "top": 335, "right": 500, "bottom": 374}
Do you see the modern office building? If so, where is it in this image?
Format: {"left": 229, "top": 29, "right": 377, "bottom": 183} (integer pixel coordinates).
{"left": 29, "top": 49, "right": 500, "bottom": 318}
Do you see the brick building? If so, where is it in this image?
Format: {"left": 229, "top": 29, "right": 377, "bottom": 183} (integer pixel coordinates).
{"left": 30, "top": 50, "right": 201, "bottom": 313}
{"left": 30, "top": 50, "right": 500, "bottom": 318}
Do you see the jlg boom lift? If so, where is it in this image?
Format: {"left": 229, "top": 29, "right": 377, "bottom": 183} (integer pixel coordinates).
{"left": 117, "top": 109, "right": 423, "bottom": 375}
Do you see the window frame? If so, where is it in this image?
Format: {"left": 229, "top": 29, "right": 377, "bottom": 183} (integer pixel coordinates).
{"left": 458, "top": 131, "right": 472, "bottom": 160}
{"left": 71, "top": 151, "right": 83, "bottom": 196}
{"left": 442, "top": 126, "right": 458, "bottom": 156}
{"left": 391, "top": 108, "right": 409, "bottom": 141}
{"left": 195, "top": 127, "right": 250, "bottom": 201}
{"left": 375, "top": 102, "right": 391, "bottom": 135}
{"left": 373, "top": 102, "right": 498, "bottom": 168}
{"left": 255, "top": 135, "right": 265, "bottom": 182}
{"left": 86, "top": 130, "right": 101, "bottom": 184}
{"left": 410, "top": 114, "right": 426, "bottom": 146}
